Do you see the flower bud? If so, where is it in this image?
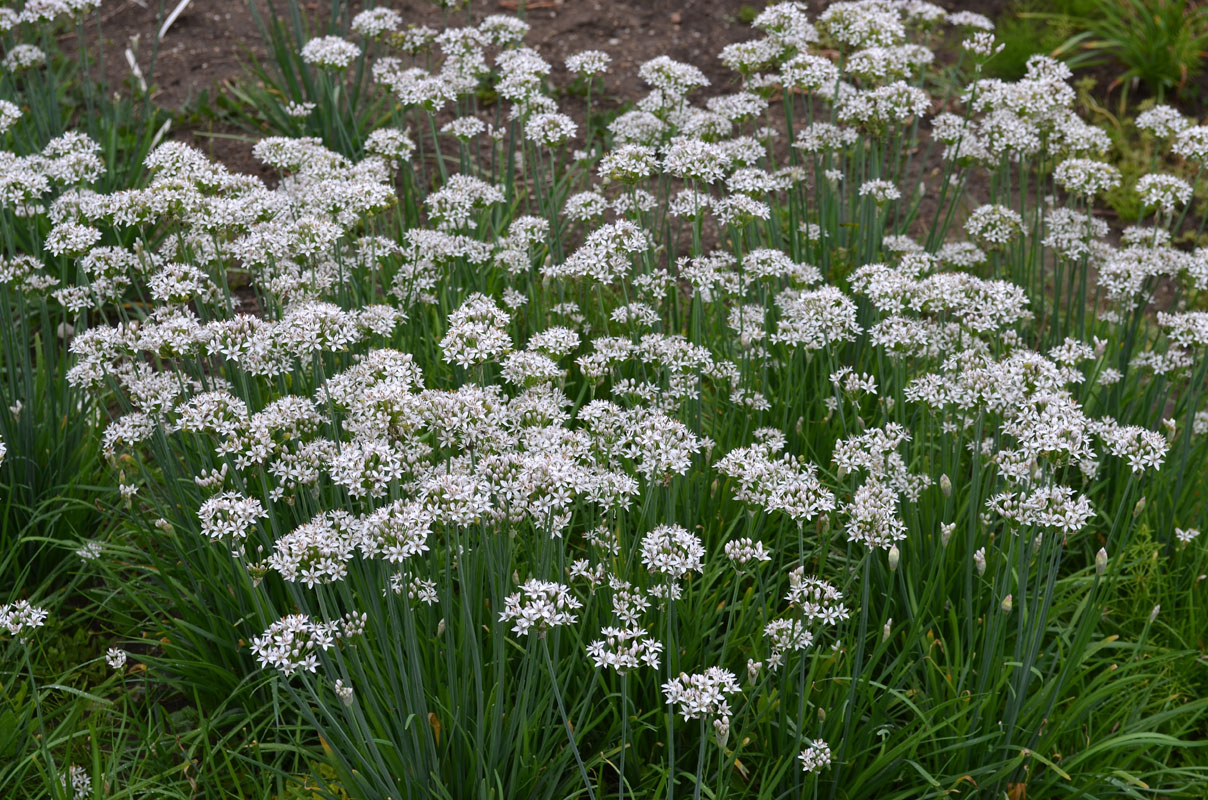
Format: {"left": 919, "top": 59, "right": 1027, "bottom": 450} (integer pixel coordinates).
{"left": 1001, "top": 594, "right": 1012, "bottom": 613}
{"left": 882, "top": 618, "right": 892, "bottom": 642}
{"left": 974, "top": 547, "right": 986, "bottom": 576}
{"left": 1148, "top": 604, "right": 1160, "bottom": 624}
{"left": 940, "top": 522, "right": 954, "bottom": 548}
{"left": 940, "top": 474, "right": 952, "bottom": 498}
{"left": 1162, "top": 418, "right": 1177, "bottom": 440}
{"left": 437, "top": 618, "right": 447, "bottom": 637}
{"left": 1095, "top": 547, "right": 1107, "bottom": 575}
{"left": 713, "top": 716, "right": 730, "bottom": 748}
{"left": 1133, "top": 497, "right": 1147, "bottom": 518}
{"left": 888, "top": 545, "right": 900, "bottom": 572}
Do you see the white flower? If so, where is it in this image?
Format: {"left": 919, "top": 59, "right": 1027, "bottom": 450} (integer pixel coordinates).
{"left": 499, "top": 579, "right": 581, "bottom": 636}
{"left": 284, "top": 100, "right": 316, "bottom": 118}
{"left": 1136, "top": 105, "right": 1189, "bottom": 139}
{"left": 426, "top": 174, "right": 505, "bottom": 230}
{"left": 440, "top": 292, "right": 512, "bottom": 368}
{"left": 3, "top": 45, "right": 46, "bottom": 72}
{"left": 300, "top": 36, "right": 361, "bottom": 70}
{"left": 525, "top": 112, "right": 577, "bottom": 147}
{"left": 724, "top": 537, "right": 773, "bottom": 566}
{"left": 1136, "top": 174, "right": 1192, "bottom": 214}
{"left": 45, "top": 222, "right": 101, "bottom": 257}
{"left": 1173, "top": 125, "right": 1208, "bottom": 162}
{"left": 65, "top": 765, "right": 91, "bottom": 800}
{"left": 640, "top": 524, "right": 704, "bottom": 580}
{"left": 1, "top": 600, "right": 49, "bottom": 641}
{"left": 1158, "top": 311, "right": 1208, "bottom": 349}
{"left": 351, "top": 7, "right": 401, "bottom": 38}
{"left": 106, "top": 647, "right": 127, "bottom": 670}
{"left": 858, "top": 179, "right": 901, "bottom": 203}
{"left": 268, "top": 512, "right": 358, "bottom": 588}
{"left": 1175, "top": 527, "right": 1201, "bottom": 543}
{"left": 965, "top": 204, "right": 1023, "bottom": 248}
{"left": 663, "top": 667, "right": 741, "bottom": 724}
{"left": 638, "top": 55, "right": 709, "bottom": 98}
{"left": 198, "top": 493, "right": 267, "bottom": 542}
{"left": 586, "top": 626, "right": 662, "bottom": 673}
{"left": 764, "top": 618, "right": 813, "bottom": 664}
{"left": 1054, "top": 158, "right": 1121, "bottom": 198}
{"left": 566, "top": 50, "right": 611, "bottom": 75}
{"left": 252, "top": 613, "right": 346, "bottom": 675}
{"left": 0, "top": 99, "right": 21, "bottom": 134}
{"left": 799, "top": 739, "right": 832, "bottom": 773}
{"left": 75, "top": 540, "right": 103, "bottom": 561}
{"left": 365, "top": 128, "right": 416, "bottom": 162}
{"left": 333, "top": 678, "right": 356, "bottom": 705}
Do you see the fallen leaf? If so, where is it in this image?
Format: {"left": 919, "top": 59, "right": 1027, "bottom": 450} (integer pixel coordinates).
{"left": 429, "top": 712, "right": 441, "bottom": 746}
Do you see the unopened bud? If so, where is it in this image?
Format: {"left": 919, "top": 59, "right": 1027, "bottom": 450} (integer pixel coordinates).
{"left": 1148, "top": 604, "right": 1160, "bottom": 624}
{"left": 1133, "top": 497, "right": 1147, "bottom": 518}
{"left": 1001, "top": 594, "right": 1013, "bottom": 613}
{"left": 746, "top": 658, "right": 762, "bottom": 685}
{"left": 974, "top": 547, "right": 986, "bottom": 576}
{"left": 940, "top": 474, "right": 952, "bottom": 498}
{"left": 1095, "top": 547, "right": 1107, "bottom": 575}
{"left": 713, "top": 717, "right": 730, "bottom": 748}
{"left": 437, "top": 618, "right": 446, "bottom": 637}
{"left": 940, "top": 522, "right": 955, "bottom": 548}
{"left": 796, "top": 417, "right": 804, "bottom": 436}
{"left": 882, "top": 618, "right": 892, "bottom": 642}
{"left": 888, "top": 545, "right": 900, "bottom": 572}
{"left": 817, "top": 707, "right": 826, "bottom": 723}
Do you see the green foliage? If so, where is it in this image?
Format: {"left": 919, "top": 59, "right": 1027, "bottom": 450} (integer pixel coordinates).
{"left": 1055, "top": 0, "right": 1208, "bottom": 103}
{"left": 986, "top": 0, "right": 1097, "bottom": 81}
{"left": 994, "top": 0, "right": 1208, "bottom": 104}
{"left": 221, "top": 0, "right": 390, "bottom": 158}
{"left": 3, "top": 1, "right": 1208, "bottom": 799}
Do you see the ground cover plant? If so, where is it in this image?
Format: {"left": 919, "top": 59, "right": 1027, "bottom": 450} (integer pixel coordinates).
{"left": 3, "top": 1, "right": 1208, "bottom": 798}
